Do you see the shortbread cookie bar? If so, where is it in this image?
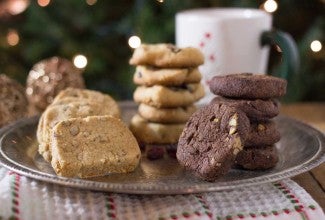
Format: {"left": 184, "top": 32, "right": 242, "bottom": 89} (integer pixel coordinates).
{"left": 51, "top": 115, "right": 141, "bottom": 178}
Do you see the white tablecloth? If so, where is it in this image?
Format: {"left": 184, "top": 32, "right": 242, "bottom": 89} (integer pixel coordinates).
{"left": 0, "top": 166, "right": 324, "bottom": 220}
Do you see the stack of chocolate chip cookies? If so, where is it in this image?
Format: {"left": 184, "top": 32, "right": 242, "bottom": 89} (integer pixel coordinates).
{"left": 210, "top": 73, "right": 287, "bottom": 170}
{"left": 129, "top": 43, "right": 205, "bottom": 159}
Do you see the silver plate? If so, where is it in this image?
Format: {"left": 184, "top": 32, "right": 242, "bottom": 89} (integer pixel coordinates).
{"left": 0, "top": 102, "right": 324, "bottom": 194}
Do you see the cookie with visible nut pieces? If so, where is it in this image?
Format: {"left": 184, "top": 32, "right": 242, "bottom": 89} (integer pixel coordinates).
{"left": 129, "top": 44, "right": 204, "bottom": 68}
{"left": 52, "top": 88, "right": 120, "bottom": 118}
{"left": 235, "top": 145, "right": 278, "bottom": 170}
{"left": 209, "top": 73, "right": 287, "bottom": 99}
{"left": 51, "top": 115, "right": 141, "bottom": 178}
{"left": 176, "top": 103, "right": 250, "bottom": 181}
{"left": 37, "top": 101, "right": 117, "bottom": 162}
{"left": 211, "top": 96, "right": 280, "bottom": 121}
{"left": 245, "top": 121, "right": 280, "bottom": 147}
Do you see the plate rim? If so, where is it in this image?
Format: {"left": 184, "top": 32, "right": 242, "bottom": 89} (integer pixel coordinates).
{"left": 0, "top": 114, "right": 324, "bottom": 195}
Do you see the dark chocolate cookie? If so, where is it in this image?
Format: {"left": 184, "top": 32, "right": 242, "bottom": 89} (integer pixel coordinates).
{"left": 235, "top": 145, "right": 278, "bottom": 170}
{"left": 209, "top": 73, "right": 287, "bottom": 99}
{"left": 176, "top": 103, "right": 250, "bottom": 181}
{"left": 211, "top": 96, "right": 280, "bottom": 121}
{"left": 245, "top": 121, "right": 281, "bottom": 146}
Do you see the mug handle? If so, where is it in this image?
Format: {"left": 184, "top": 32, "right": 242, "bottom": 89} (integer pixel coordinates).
{"left": 261, "top": 30, "right": 300, "bottom": 79}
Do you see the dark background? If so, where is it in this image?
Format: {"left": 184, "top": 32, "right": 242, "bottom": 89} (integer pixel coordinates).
{"left": 0, "top": 0, "right": 324, "bottom": 102}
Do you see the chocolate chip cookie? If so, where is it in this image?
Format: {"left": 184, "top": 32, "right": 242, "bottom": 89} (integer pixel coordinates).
{"left": 129, "top": 44, "right": 204, "bottom": 68}
{"left": 209, "top": 73, "right": 287, "bottom": 99}
{"left": 133, "top": 66, "right": 202, "bottom": 86}
{"left": 134, "top": 83, "right": 205, "bottom": 108}
{"left": 138, "top": 103, "right": 197, "bottom": 123}
{"left": 176, "top": 103, "right": 250, "bottom": 181}
{"left": 129, "top": 114, "right": 185, "bottom": 144}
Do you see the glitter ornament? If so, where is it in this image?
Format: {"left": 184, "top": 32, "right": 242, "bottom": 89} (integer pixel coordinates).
{"left": 0, "top": 74, "right": 28, "bottom": 127}
{"left": 26, "top": 56, "right": 85, "bottom": 111}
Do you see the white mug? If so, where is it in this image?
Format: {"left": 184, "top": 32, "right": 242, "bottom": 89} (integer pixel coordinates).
{"left": 176, "top": 8, "right": 298, "bottom": 104}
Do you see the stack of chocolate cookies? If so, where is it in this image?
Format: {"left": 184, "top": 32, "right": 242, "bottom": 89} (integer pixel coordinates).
{"left": 129, "top": 43, "right": 205, "bottom": 159}
{"left": 209, "top": 73, "right": 287, "bottom": 170}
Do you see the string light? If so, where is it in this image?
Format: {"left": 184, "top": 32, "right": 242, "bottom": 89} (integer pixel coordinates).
{"left": 310, "top": 40, "right": 322, "bottom": 52}
{"left": 8, "top": 0, "right": 30, "bottom": 15}
{"left": 86, "top": 0, "right": 97, "bottom": 6}
{"left": 7, "top": 30, "right": 19, "bottom": 46}
{"left": 73, "top": 55, "right": 88, "bottom": 69}
{"left": 37, "top": 0, "right": 50, "bottom": 7}
{"left": 156, "top": 0, "right": 164, "bottom": 3}
{"left": 128, "top": 35, "right": 141, "bottom": 49}
{"left": 263, "top": 0, "right": 278, "bottom": 13}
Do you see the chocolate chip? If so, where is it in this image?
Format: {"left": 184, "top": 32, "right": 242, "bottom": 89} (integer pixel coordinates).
{"left": 166, "top": 44, "right": 181, "bottom": 53}
{"left": 168, "top": 87, "right": 184, "bottom": 92}
{"left": 168, "top": 84, "right": 189, "bottom": 92}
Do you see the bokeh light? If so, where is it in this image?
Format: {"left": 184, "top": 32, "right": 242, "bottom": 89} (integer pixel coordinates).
{"left": 7, "top": 30, "right": 19, "bottom": 46}
{"left": 310, "top": 40, "right": 322, "bottom": 52}
{"left": 128, "top": 35, "right": 141, "bottom": 49}
{"left": 86, "top": 0, "right": 97, "bottom": 6}
{"left": 263, "top": 0, "right": 278, "bottom": 13}
{"left": 73, "top": 55, "right": 88, "bottom": 69}
{"left": 8, "top": 0, "right": 29, "bottom": 15}
{"left": 37, "top": 0, "right": 50, "bottom": 7}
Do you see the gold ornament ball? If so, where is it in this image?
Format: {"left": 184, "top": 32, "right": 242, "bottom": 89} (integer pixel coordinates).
{"left": 0, "top": 74, "right": 28, "bottom": 127}
{"left": 26, "top": 56, "right": 85, "bottom": 111}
